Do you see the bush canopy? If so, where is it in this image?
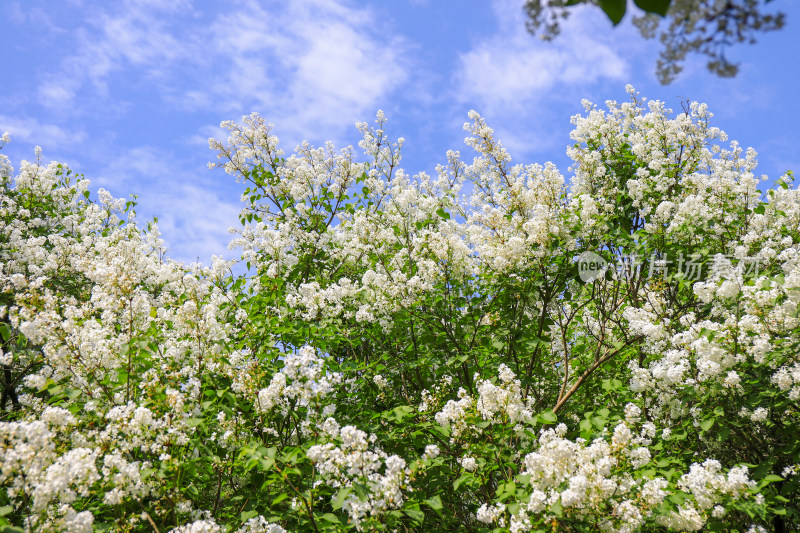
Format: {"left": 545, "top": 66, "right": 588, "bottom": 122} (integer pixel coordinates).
{"left": 0, "top": 87, "right": 798, "bottom": 532}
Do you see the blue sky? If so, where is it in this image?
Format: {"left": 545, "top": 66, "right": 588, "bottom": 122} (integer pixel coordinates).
{"left": 2, "top": 0, "right": 798, "bottom": 264}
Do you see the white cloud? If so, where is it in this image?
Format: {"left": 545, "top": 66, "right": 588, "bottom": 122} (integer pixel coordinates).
{"left": 34, "top": 0, "right": 409, "bottom": 143}
{"left": 95, "top": 145, "right": 242, "bottom": 264}
{"left": 147, "top": 182, "right": 241, "bottom": 265}
{"left": 37, "top": 84, "right": 78, "bottom": 109}
{"left": 206, "top": 0, "right": 409, "bottom": 141}
{"left": 36, "top": 0, "right": 195, "bottom": 109}
{"left": 447, "top": 0, "right": 660, "bottom": 160}
{"left": 757, "top": 136, "right": 800, "bottom": 181}
{"left": 3, "top": 2, "right": 26, "bottom": 25}
{"left": 0, "top": 115, "right": 86, "bottom": 149}
{"left": 455, "top": 0, "right": 629, "bottom": 115}
{"left": 186, "top": 124, "right": 231, "bottom": 151}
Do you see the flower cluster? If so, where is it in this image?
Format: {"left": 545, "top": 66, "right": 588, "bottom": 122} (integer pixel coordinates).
{"left": 474, "top": 420, "right": 757, "bottom": 532}
{"left": 307, "top": 425, "right": 414, "bottom": 530}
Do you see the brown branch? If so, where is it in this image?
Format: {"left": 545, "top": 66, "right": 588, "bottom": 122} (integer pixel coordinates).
{"left": 136, "top": 499, "right": 161, "bottom": 533}
{"left": 552, "top": 335, "right": 643, "bottom": 414}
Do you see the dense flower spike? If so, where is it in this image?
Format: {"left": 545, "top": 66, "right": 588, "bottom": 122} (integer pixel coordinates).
{"left": 0, "top": 87, "right": 797, "bottom": 531}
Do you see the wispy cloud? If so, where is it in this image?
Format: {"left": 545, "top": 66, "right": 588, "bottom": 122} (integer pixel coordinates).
{"left": 455, "top": 0, "right": 629, "bottom": 113}
{"left": 450, "top": 0, "right": 647, "bottom": 159}
{"left": 95, "top": 145, "right": 241, "bottom": 263}
{"left": 148, "top": 181, "right": 242, "bottom": 265}
{"left": 205, "top": 0, "right": 410, "bottom": 141}
{"left": 36, "top": 1, "right": 195, "bottom": 111}
{"left": 2, "top": 2, "right": 26, "bottom": 25}
{"left": 33, "top": 0, "right": 409, "bottom": 142}
{"left": 0, "top": 115, "right": 86, "bottom": 149}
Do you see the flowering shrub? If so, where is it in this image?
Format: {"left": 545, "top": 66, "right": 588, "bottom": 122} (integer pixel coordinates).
{"left": 1, "top": 87, "right": 798, "bottom": 532}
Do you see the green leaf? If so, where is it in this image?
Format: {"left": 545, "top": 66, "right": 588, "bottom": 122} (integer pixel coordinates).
{"left": 185, "top": 418, "right": 204, "bottom": 428}
{"left": 404, "top": 508, "right": 425, "bottom": 524}
{"left": 320, "top": 513, "right": 340, "bottom": 524}
{"left": 0, "top": 322, "right": 11, "bottom": 342}
{"left": 601, "top": 378, "right": 623, "bottom": 391}
{"left": 699, "top": 418, "right": 715, "bottom": 431}
{"left": 538, "top": 410, "right": 558, "bottom": 424}
{"left": 259, "top": 457, "right": 275, "bottom": 471}
{"left": 332, "top": 487, "right": 352, "bottom": 510}
{"left": 633, "top": 0, "right": 670, "bottom": 15}
{"left": 599, "top": 0, "right": 627, "bottom": 24}
{"left": 271, "top": 492, "right": 289, "bottom": 505}
{"left": 0, "top": 507, "right": 12, "bottom": 518}
{"left": 454, "top": 473, "right": 473, "bottom": 491}
{"left": 425, "top": 495, "right": 443, "bottom": 510}
{"left": 389, "top": 405, "right": 415, "bottom": 422}
{"left": 498, "top": 481, "right": 517, "bottom": 499}
{"left": 668, "top": 493, "right": 687, "bottom": 505}
{"left": 550, "top": 499, "right": 563, "bottom": 516}
{"left": 240, "top": 510, "right": 259, "bottom": 522}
